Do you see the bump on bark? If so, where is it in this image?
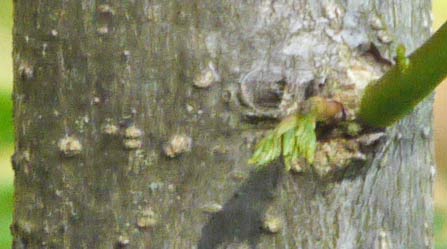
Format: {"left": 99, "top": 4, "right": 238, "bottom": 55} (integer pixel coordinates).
{"left": 58, "top": 136, "right": 82, "bottom": 157}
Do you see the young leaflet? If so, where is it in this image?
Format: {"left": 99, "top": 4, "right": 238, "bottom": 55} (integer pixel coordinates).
{"left": 249, "top": 97, "right": 343, "bottom": 171}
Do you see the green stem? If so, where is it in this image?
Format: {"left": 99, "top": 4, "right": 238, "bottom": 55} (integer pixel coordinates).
{"left": 359, "top": 21, "right": 447, "bottom": 128}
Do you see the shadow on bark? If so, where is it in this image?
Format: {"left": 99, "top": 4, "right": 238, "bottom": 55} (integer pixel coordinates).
{"left": 197, "top": 163, "right": 283, "bottom": 249}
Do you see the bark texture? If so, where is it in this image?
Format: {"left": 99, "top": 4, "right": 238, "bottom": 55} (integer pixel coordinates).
{"left": 12, "top": 0, "right": 435, "bottom": 248}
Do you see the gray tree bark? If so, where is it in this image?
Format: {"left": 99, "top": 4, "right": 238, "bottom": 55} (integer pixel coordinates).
{"left": 12, "top": 0, "right": 435, "bottom": 248}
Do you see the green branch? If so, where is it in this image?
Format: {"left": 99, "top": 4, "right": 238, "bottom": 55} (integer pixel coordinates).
{"left": 359, "top": 21, "right": 447, "bottom": 128}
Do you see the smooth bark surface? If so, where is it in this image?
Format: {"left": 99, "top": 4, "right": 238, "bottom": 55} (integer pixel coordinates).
{"left": 12, "top": 0, "right": 434, "bottom": 248}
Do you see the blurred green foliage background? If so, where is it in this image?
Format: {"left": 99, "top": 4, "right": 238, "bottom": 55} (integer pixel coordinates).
{"left": 0, "top": 0, "right": 446, "bottom": 248}
{"left": 0, "top": 0, "right": 13, "bottom": 247}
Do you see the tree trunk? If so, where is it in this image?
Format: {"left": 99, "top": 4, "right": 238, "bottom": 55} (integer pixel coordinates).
{"left": 12, "top": 0, "right": 435, "bottom": 248}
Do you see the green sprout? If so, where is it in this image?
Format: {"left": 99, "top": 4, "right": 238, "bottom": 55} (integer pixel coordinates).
{"left": 248, "top": 114, "right": 317, "bottom": 171}
{"left": 249, "top": 97, "right": 344, "bottom": 171}
{"left": 396, "top": 44, "right": 410, "bottom": 72}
